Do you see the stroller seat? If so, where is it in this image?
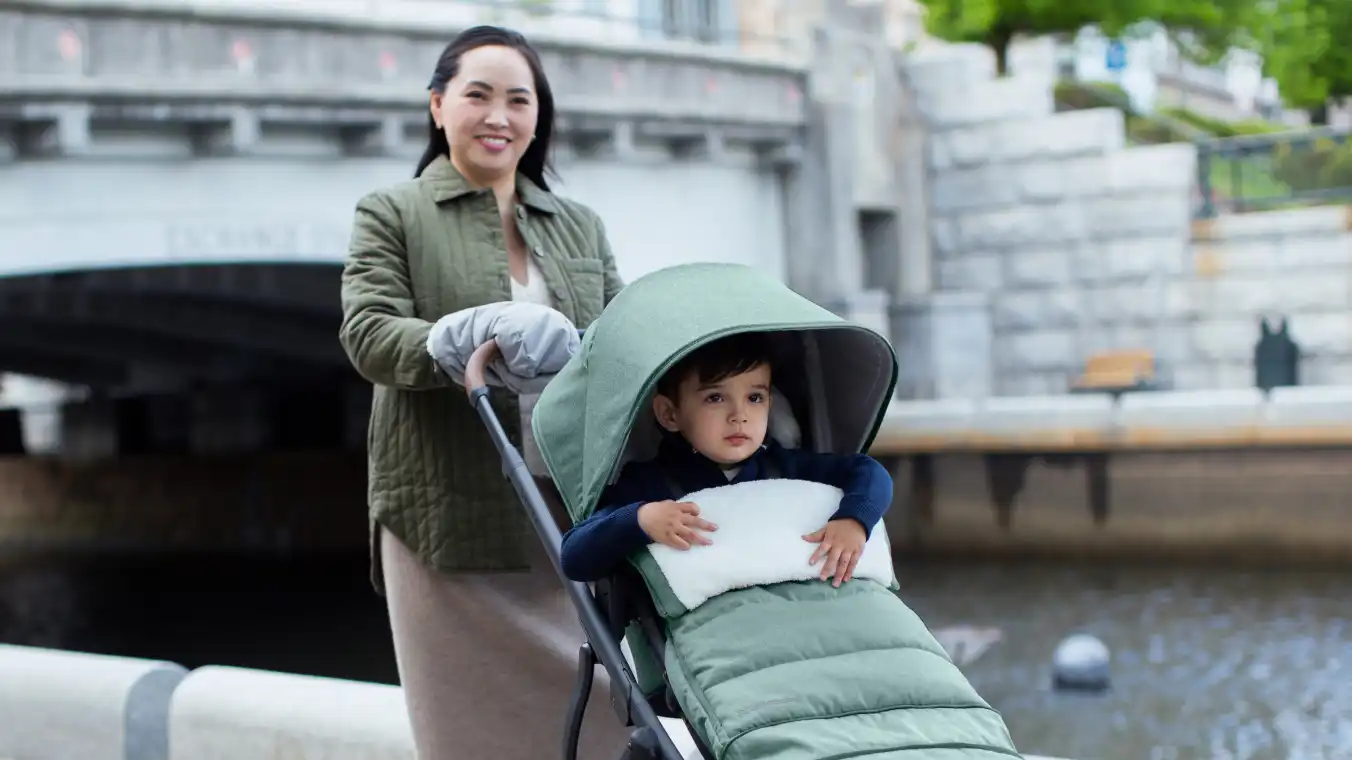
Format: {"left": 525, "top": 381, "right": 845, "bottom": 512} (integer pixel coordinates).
{"left": 455, "top": 263, "right": 1024, "bottom": 760}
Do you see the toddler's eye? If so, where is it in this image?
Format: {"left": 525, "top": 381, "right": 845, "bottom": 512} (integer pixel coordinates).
{"left": 749, "top": 393, "right": 766, "bottom": 403}
{"left": 704, "top": 393, "right": 723, "bottom": 404}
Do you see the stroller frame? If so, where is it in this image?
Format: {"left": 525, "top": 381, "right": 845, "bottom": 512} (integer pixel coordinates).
{"left": 464, "top": 338, "right": 694, "bottom": 760}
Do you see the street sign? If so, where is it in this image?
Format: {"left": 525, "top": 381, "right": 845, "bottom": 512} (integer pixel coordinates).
{"left": 1105, "top": 39, "right": 1127, "bottom": 71}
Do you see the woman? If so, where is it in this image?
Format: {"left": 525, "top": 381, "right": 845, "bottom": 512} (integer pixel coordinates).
{"left": 338, "top": 26, "right": 629, "bottom": 760}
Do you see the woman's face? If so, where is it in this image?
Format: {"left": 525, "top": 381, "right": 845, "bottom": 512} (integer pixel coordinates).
{"left": 432, "top": 44, "right": 540, "bottom": 185}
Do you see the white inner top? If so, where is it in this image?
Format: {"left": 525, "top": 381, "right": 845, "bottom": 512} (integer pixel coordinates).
{"left": 510, "top": 255, "right": 552, "bottom": 307}
{"left": 510, "top": 255, "right": 554, "bottom": 477}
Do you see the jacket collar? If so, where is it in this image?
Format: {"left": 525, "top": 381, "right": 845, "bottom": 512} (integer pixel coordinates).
{"left": 421, "top": 153, "right": 560, "bottom": 214}
{"left": 655, "top": 431, "right": 775, "bottom": 494}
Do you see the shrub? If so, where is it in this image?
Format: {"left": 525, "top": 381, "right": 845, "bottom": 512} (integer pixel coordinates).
{"left": 1127, "top": 115, "right": 1188, "bottom": 143}
{"left": 1054, "top": 81, "right": 1132, "bottom": 113}
{"left": 1269, "top": 137, "right": 1352, "bottom": 192}
{"left": 1156, "top": 107, "right": 1287, "bottom": 139}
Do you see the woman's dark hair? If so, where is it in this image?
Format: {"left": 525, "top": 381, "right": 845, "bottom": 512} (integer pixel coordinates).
{"left": 414, "top": 25, "right": 556, "bottom": 190}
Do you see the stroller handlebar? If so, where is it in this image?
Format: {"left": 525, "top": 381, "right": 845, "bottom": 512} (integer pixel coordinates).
{"left": 463, "top": 337, "right": 501, "bottom": 403}
{"left": 463, "top": 330, "right": 589, "bottom": 403}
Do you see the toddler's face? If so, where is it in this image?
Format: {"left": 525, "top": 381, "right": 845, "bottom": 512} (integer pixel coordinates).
{"left": 654, "top": 363, "right": 771, "bottom": 465}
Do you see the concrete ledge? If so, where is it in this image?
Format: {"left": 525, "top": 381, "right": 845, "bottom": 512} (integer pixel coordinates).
{"left": 0, "top": 645, "right": 1053, "bottom": 760}
{"left": 168, "top": 666, "right": 415, "bottom": 760}
{"left": 1115, "top": 388, "right": 1264, "bottom": 445}
{"left": 877, "top": 399, "right": 977, "bottom": 451}
{"left": 975, "top": 394, "right": 1115, "bottom": 447}
{"left": 1263, "top": 385, "right": 1352, "bottom": 442}
{"left": 0, "top": 643, "right": 186, "bottom": 760}
{"left": 876, "top": 385, "right": 1352, "bottom": 453}
{"left": 168, "top": 664, "right": 709, "bottom": 760}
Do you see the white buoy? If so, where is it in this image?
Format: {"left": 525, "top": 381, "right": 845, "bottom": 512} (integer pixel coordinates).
{"left": 1051, "top": 633, "right": 1110, "bottom": 692}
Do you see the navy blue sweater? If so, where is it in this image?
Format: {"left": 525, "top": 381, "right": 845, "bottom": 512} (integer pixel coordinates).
{"left": 559, "top": 433, "right": 894, "bottom": 582}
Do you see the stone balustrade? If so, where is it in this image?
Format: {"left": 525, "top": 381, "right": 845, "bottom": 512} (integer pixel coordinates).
{"left": 0, "top": 0, "right": 807, "bottom": 160}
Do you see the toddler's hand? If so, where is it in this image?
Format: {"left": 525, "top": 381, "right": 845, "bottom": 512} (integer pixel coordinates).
{"left": 638, "top": 500, "right": 717, "bottom": 550}
{"left": 803, "top": 518, "right": 866, "bottom": 587}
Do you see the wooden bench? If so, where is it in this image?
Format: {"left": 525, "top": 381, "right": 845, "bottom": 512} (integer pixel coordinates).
{"left": 1071, "top": 349, "right": 1158, "bottom": 393}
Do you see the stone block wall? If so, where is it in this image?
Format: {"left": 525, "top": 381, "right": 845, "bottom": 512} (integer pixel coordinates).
{"left": 1186, "top": 206, "right": 1352, "bottom": 388}
{"left": 898, "top": 43, "right": 1198, "bottom": 396}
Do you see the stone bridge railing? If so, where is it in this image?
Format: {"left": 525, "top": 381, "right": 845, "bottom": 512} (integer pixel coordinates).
{"left": 0, "top": 0, "right": 807, "bottom": 161}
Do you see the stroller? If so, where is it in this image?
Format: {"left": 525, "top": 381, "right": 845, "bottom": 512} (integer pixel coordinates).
{"left": 455, "top": 263, "right": 1022, "bottom": 760}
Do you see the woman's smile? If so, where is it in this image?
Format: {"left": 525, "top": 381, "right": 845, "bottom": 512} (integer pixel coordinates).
{"left": 477, "top": 135, "right": 510, "bottom": 152}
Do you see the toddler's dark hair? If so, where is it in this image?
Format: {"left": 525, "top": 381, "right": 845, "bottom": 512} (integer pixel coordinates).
{"left": 656, "top": 332, "right": 776, "bottom": 401}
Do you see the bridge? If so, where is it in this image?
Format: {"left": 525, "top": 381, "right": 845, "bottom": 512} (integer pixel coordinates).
{"left": 0, "top": 0, "right": 921, "bottom": 549}
{"left": 8, "top": 0, "right": 1352, "bottom": 569}
{"left": 1, "top": 0, "right": 803, "bottom": 443}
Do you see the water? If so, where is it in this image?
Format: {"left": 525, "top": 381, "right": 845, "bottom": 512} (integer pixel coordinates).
{"left": 2, "top": 550, "right": 1350, "bottom": 760}
{"left": 897, "top": 559, "right": 1352, "bottom": 760}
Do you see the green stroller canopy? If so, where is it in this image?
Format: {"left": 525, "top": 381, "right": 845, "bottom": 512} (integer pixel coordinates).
{"left": 531, "top": 262, "right": 899, "bottom": 525}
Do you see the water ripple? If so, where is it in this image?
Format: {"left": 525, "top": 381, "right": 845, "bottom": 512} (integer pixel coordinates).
{"left": 898, "top": 559, "right": 1352, "bottom": 760}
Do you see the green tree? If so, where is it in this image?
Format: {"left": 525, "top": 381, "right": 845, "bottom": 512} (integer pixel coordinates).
{"left": 915, "top": 0, "right": 1257, "bottom": 76}
{"left": 1250, "top": 0, "right": 1352, "bottom": 121}
{"left": 1148, "top": 1, "right": 1265, "bottom": 64}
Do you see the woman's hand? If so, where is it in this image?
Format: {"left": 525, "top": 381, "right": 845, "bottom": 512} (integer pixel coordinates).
{"left": 638, "top": 500, "right": 717, "bottom": 550}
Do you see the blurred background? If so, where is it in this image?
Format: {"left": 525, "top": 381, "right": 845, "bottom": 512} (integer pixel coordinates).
{"left": 3, "top": 1, "right": 1352, "bottom": 759}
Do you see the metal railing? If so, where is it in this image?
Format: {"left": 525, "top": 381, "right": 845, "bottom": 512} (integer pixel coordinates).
{"left": 1194, "top": 126, "right": 1352, "bottom": 218}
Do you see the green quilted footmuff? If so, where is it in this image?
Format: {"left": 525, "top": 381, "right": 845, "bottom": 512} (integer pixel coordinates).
{"left": 664, "top": 580, "right": 1021, "bottom": 760}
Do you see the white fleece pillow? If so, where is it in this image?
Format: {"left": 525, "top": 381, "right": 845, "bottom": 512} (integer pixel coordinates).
{"left": 645, "top": 478, "right": 896, "bottom": 611}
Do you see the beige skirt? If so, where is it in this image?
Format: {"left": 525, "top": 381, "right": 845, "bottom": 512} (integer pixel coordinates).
{"left": 379, "top": 484, "right": 632, "bottom": 760}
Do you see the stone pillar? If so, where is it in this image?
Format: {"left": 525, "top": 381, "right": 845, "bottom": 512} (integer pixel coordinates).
{"left": 781, "top": 22, "right": 865, "bottom": 304}
{"left": 892, "top": 291, "right": 993, "bottom": 399}
{"left": 893, "top": 63, "right": 934, "bottom": 298}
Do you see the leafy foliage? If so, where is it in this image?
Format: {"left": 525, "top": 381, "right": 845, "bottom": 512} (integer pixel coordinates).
{"left": 1247, "top": 0, "right": 1352, "bottom": 115}
{"left": 915, "top": 0, "right": 1258, "bottom": 75}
